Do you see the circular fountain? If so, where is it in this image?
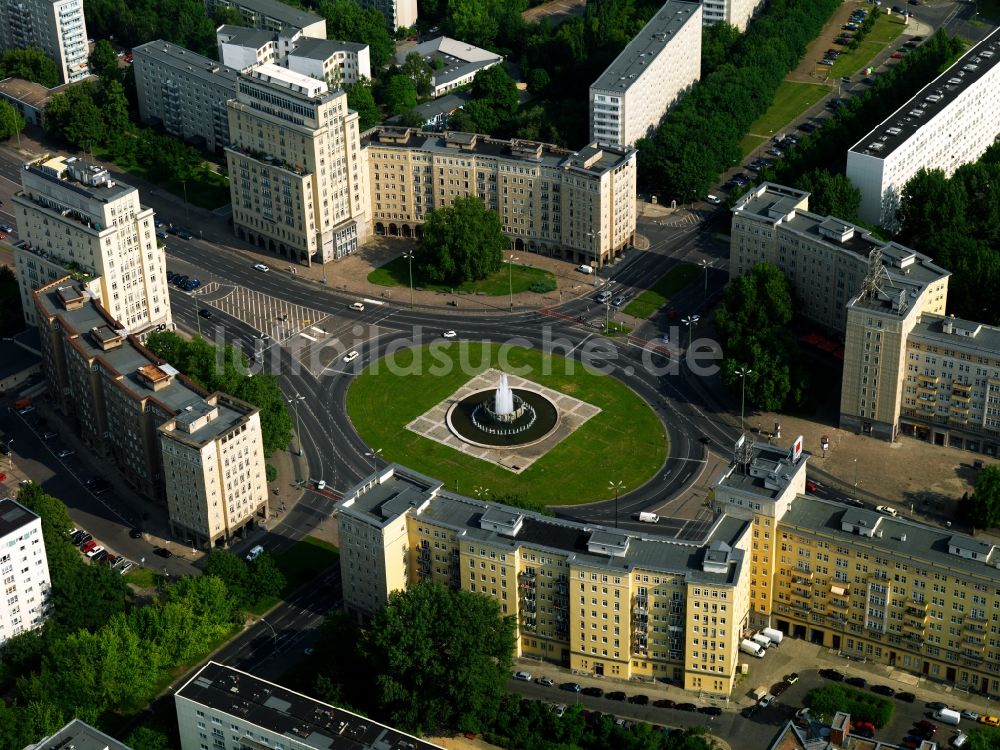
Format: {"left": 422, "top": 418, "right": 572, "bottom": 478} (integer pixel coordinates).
{"left": 447, "top": 372, "right": 559, "bottom": 448}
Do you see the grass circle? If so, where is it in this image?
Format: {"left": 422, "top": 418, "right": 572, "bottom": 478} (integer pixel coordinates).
{"left": 345, "top": 343, "right": 667, "bottom": 505}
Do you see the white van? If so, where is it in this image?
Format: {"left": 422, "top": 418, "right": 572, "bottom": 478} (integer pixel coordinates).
{"left": 752, "top": 633, "right": 772, "bottom": 650}
{"left": 245, "top": 544, "right": 264, "bottom": 562}
{"left": 577, "top": 264, "right": 594, "bottom": 274}
{"left": 933, "top": 708, "right": 961, "bottom": 726}
{"left": 639, "top": 512, "right": 659, "bottom": 523}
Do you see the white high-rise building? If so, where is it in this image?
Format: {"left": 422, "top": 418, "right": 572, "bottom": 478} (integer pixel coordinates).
{"left": 353, "top": 0, "right": 417, "bottom": 31}
{"left": 0, "top": 0, "right": 89, "bottom": 83}
{"left": 13, "top": 155, "right": 173, "bottom": 335}
{"left": 0, "top": 497, "right": 51, "bottom": 646}
{"left": 846, "top": 28, "right": 1000, "bottom": 229}
{"left": 699, "top": 0, "right": 765, "bottom": 30}
{"left": 589, "top": 1, "right": 702, "bottom": 148}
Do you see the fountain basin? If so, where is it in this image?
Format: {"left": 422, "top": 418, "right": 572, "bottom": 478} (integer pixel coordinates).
{"left": 446, "top": 388, "right": 559, "bottom": 448}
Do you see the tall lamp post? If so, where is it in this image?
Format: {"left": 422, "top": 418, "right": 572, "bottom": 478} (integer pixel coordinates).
{"left": 586, "top": 229, "right": 602, "bottom": 271}
{"left": 682, "top": 315, "right": 700, "bottom": 349}
{"left": 365, "top": 448, "right": 383, "bottom": 473}
{"left": 402, "top": 250, "right": 415, "bottom": 308}
{"left": 735, "top": 366, "right": 753, "bottom": 434}
{"left": 699, "top": 258, "right": 713, "bottom": 303}
{"left": 507, "top": 253, "right": 519, "bottom": 311}
{"left": 287, "top": 394, "right": 305, "bottom": 456}
{"left": 6, "top": 439, "right": 12, "bottom": 471}
{"left": 609, "top": 480, "right": 625, "bottom": 529}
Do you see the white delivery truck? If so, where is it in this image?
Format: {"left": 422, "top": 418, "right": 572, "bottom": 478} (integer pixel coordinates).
{"left": 761, "top": 627, "right": 784, "bottom": 645}
{"left": 638, "top": 512, "right": 659, "bottom": 523}
{"left": 751, "top": 686, "right": 768, "bottom": 702}
{"left": 740, "top": 639, "right": 765, "bottom": 658}
{"left": 933, "top": 708, "right": 961, "bottom": 726}
{"left": 752, "top": 633, "right": 772, "bottom": 650}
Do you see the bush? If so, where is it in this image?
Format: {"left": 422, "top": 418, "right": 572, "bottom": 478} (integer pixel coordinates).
{"left": 265, "top": 463, "right": 278, "bottom": 482}
{"left": 804, "top": 685, "right": 893, "bottom": 726}
{"left": 528, "top": 279, "right": 557, "bottom": 293}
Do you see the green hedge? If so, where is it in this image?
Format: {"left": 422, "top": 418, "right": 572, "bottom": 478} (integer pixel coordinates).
{"left": 804, "top": 685, "right": 894, "bottom": 726}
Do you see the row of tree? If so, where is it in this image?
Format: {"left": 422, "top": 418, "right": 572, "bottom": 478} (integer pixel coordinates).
{"left": 145, "top": 331, "right": 293, "bottom": 456}
{"left": 0, "top": 48, "right": 60, "bottom": 88}
{"left": 957, "top": 465, "right": 1000, "bottom": 531}
{"left": 637, "top": 0, "right": 843, "bottom": 201}
{"left": 82, "top": 0, "right": 230, "bottom": 59}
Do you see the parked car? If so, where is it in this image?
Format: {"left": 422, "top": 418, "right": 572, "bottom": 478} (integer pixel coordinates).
{"left": 759, "top": 694, "right": 775, "bottom": 708}
{"left": 820, "top": 669, "right": 845, "bottom": 681}
{"left": 537, "top": 676, "right": 554, "bottom": 687}
{"left": 513, "top": 671, "right": 532, "bottom": 682}
{"left": 916, "top": 721, "right": 939, "bottom": 732}
{"left": 611, "top": 295, "right": 626, "bottom": 307}
{"left": 605, "top": 691, "right": 627, "bottom": 702}
{"left": 876, "top": 505, "right": 899, "bottom": 517}
{"left": 805, "top": 480, "right": 818, "bottom": 492}
{"left": 582, "top": 686, "right": 604, "bottom": 698}
{"left": 798, "top": 122, "right": 817, "bottom": 133}
{"left": 653, "top": 698, "right": 676, "bottom": 708}
{"left": 118, "top": 562, "right": 133, "bottom": 575}
{"left": 86, "top": 545, "right": 105, "bottom": 558}
{"left": 628, "top": 695, "right": 649, "bottom": 705}
{"left": 772, "top": 681, "right": 791, "bottom": 697}
{"left": 698, "top": 706, "right": 723, "bottom": 716}
{"left": 177, "top": 230, "right": 193, "bottom": 240}
{"left": 785, "top": 673, "right": 800, "bottom": 684}
{"left": 706, "top": 194, "right": 722, "bottom": 204}
{"left": 76, "top": 534, "right": 93, "bottom": 549}
{"left": 675, "top": 703, "right": 698, "bottom": 712}
{"left": 891, "top": 52, "right": 904, "bottom": 59}
{"left": 42, "top": 431, "right": 58, "bottom": 440}
{"left": 845, "top": 676, "right": 867, "bottom": 688}
{"left": 129, "top": 527, "right": 143, "bottom": 539}
{"left": 92, "top": 549, "right": 108, "bottom": 563}
{"left": 979, "top": 716, "right": 1000, "bottom": 727}
{"left": 871, "top": 685, "right": 895, "bottom": 697}
{"left": 560, "top": 682, "right": 582, "bottom": 693}
{"left": 896, "top": 691, "right": 916, "bottom": 703}
{"left": 56, "top": 448, "right": 75, "bottom": 458}
{"left": 961, "top": 710, "right": 980, "bottom": 720}
{"left": 153, "top": 547, "right": 173, "bottom": 558}
{"left": 926, "top": 702, "right": 948, "bottom": 711}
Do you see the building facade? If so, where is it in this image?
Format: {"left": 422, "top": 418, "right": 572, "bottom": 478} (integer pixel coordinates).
{"left": 396, "top": 37, "right": 502, "bottom": 97}
{"left": 204, "top": 0, "right": 326, "bottom": 38}
{"left": 0, "top": 497, "right": 50, "bottom": 647}
{"left": 33, "top": 279, "right": 267, "bottom": 547}
{"left": 700, "top": 0, "right": 764, "bottom": 31}
{"left": 0, "top": 0, "right": 89, "bottom": 83}
{"left": 176, "top": 662, "right": 442, "bottom": 750}
{"left": 133, "top": 41, "right": 240, "bottom": 153}
{"left": 353, "top": 0, "right": 417, "bottom": 31}
{"left": 363, "top": 128, "right": 637, "bottom": 268}
{"left": 589, "top": 1, "right": 702, "bottom": 147}
{"left": 13, "top": 155, "right": 172, "bottom": 335}
{"left": 339, "top": 464, "right": 752, "bottom": 696}
{"left": 285, "top": 37, "right": 371, "bottom": 87}
{"left": 846, "top": 28, "right": 1000, "bottom": 229}
{"left": 226, "top": 63, "right": 370, "bottom": 265}
{"left": 26, "top": 719, "right": 135, "bottom": 750}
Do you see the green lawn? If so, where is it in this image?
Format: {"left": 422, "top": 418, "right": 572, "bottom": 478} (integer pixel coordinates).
{"left": 744, "top": 81, "right": 831, "bottom": 148}
{"left": 346, "top": 343, "right": 666, "bottom": 505}
{"left": 740, "top": 133, "right": 769, "bottom": 159}
{"left": 124, "top": 566, "right": 157, "bottom": 588}
{"left": 368, "top": 255, "right": 556, "bottom": 296}
{"left": 96, "top": 146, "right": 231, "bottom": 211}
{"left": 275, "top": 536, "right": 339, "bottom": 591}
{"left": 623, "top": 263, "right": 700, "bottom": 319}
{"left": 829, "top": 15, "right": 906, "bottom": 77}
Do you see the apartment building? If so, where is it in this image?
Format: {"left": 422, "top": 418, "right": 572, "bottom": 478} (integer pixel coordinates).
{"left": 0, "top": 497, "right": 50, "bottom": 647}
{"left": 339, "top": 464, "right": 752, "bottom": 695}
{"left": 899, "top": 314, "right": 1000, "bottom": 455}
{"left": 26, "top": 719, "right": 135, "bottom": 750}
{"left": 589, "top": 1, "right": 702, "bottom": 147}
{"left": 353, "top": 0, "right": 417, "bottom": 31}
{"left": 226, "top": 63, "right": 370, "bottom": 264}
{"left": 846, "top": 28, "right": 1000, "bottom": 229}
{"left": 700, "top": 0, "right": 764, "bottom": 31}
{"left": 396, "top": 37, "right": 503, "bottom": 97}
{"left": 13, "top": 155, "right": 172, "bottom": 335}
{"left": 0, "top": 0, "right": 89, "bottom": 83}
{"left": 133, "top": 41, "right": 240, "bottom": 153}
{"left": 204, "top": 0, "right": 326, "bottom": 38}
{"left": 33, "top": 279, "right": 267, "bottom": 547}
{"left": 217, "top": 26, "right": 371, "bottom": 84}
{"left": 363, "top": 128, "right": 637, "bottom": 268}
{"left": 217, "top": 25, "right": 284, "bottom": 70}
{"left": 175, "top": 662, "right": 442, "bottom": 750}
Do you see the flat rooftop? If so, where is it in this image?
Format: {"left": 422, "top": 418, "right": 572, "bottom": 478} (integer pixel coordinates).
{"left": 718, "top": 442, "right": 806, "bottom": 500}
{"left": 291, "top": 37, "right": 366, "bottom": 60}
{"left": 341, "top": 465, "right": 748, "bottom": 584}
{"left": 908, "top": 313, "right": 1000, "bottom": 357}
{"left": 134, "top": 40, "right": 239, "bottom": 88}
{"left": 27, "top": 718, "right": 135, "bottom": 750}
{"left": 177, "top": 662, "right": 442, "bottom": 750}
{"left": 850, "top": 27, "right": 1000, "bottom": 160}
{"left": 226, "top": 0, "right": 324, "bottom": 28}
{"left": 397, "top": 36, "right": 502, "bottom": 88}
{"left": 0, "top": 497, "right": 39, "bottom": 539}
{"left": 0, "top": 335, "right": 41, "bottom": 379}
{"left": 245, "top": 61, "right": 328, "bottom": 97}
{"left": 217, "top": 24, "right": 277, "bottom": 49}
{"left": 362, "top": 127, "right": 635, "bottom": 176}
{"left": 23, "top": 155, "right": 134, "bottom": 205}
{"left": 591, "top": 0, "right": 701, "bottom": 92}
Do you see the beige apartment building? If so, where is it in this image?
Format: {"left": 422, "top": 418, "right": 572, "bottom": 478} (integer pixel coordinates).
{"left": 589, "top": 1, "right": 702, "bottom": 148}
{"left": 33, "top": 278, "right": 267, "bottom": 548}
{"left": 362, "top": 128, "right": 637, "bottom": 268}
{"left": 13, "top": 155, "right": 172, "bottom": 335}
{"left": 226, "top": 63, "right": 370, "bottom": 264}
{"left": 339, "top": 442, "right": 1000, "bottom": 698}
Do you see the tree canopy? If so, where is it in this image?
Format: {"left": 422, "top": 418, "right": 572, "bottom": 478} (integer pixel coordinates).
{"left": 382, "top": 74, "right": 418, "bottom": 116}
{"left": 82, "top": 0, "right": 217, "bottom": 57}
{"left": 0, "top": 48, "right": 60, "bottom": 88}
{"left": 318, "top": 0, "right": 395, "bottom": 68}
{"left": 414, "top": 197, "right": 507, "bottom": 285}
{"left": 794, "top": 170, "right": 861, "bottom": 221}
{"left": 362, "top": 582, "right": 517, "bottom": 733}
{"left": 347, "top": 81, "right": 380, "bottom": 131}
{"left": 958, "top": 466, "right": 1000, "bottom": 531}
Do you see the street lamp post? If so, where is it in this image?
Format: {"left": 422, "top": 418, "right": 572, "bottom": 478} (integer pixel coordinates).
{"left": 287, "top": 394, "right": 305, "bottom": 456}
{"left": 586, "top": 229, "right": 602, "bottom": 271}
{"left": 681, "top": 315, "right": 700, "bottom": 349}
{"left": 402, "top": 250, "right": 415, "bottom": 308}
{"left": 6, "top": 439, "right": 12, "bottom": 471}
{"left": 507, "top": 253, "right": 519, "bottom": 311}
{"left": 365, "top": 448, "right": 383, "bottom": 473}
{"left": 735, "top": 366, "right": 753, "bottom": 433}
{"left": 609, "top": 480, "right": 625, "bottom": 529}
{"left": 699, "top": 258, "right": 713, "bottom": 303}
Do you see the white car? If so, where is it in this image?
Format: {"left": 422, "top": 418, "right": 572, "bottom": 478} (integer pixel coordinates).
{"left": 961, "top": 709, "right": 980, "bottom": 720}
{"left": 759, "top": 694, "right": 775, "bottom": 708}
{"left": 442, "top": 330, "right": 457, "bottom": 338}
{"left": 86, "top": 545, "right": 105, "bottom": 558}
{"left": 245, "top": 544, "right": 264, "bottom": 562}
{"left": 706, "top": 194, "right": 723, "bottom": 204}
{"left": 552, "top": 704, "right": 567, "bottom": 717}
{"left": 876, "top": 505, "right": 899, "bottom": 518}
{"left": 57, "top": 448, "right": 75, "bottom": 458}
{"left": 350, "top": 302, "right": 365, "bottom": 311}
{"left": 513, "top": 671, "right": 532, "bottom": 682}
{"left": 343, "top": 351, "right": 360, "bottom": 363}
{"left": 253, "top": 263, "right": 270, "bottom": 272}
{"left": 537, "top": 676, "right": 555, "bottom": 686}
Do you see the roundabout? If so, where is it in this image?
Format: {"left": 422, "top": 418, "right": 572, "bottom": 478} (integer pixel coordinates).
{"left": 345, "top": 342, "right": 669, "bottom": 505}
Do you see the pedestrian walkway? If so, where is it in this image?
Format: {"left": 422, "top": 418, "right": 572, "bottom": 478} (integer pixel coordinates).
{"left": 195, "top": 283, "right": 330, "bottom": 341}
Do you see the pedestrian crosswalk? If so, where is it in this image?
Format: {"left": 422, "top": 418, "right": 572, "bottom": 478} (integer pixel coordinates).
{"left": 193, "top": 284, "right": 328, "bottom": 340}
{"left": 661, "top": 210, "right": 706, "bottom": 228}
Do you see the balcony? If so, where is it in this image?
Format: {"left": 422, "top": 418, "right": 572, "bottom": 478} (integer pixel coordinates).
{"left": 792, "top": 571, "right": 814, "bottom": 586}
{"left": 901, "top": 616, "right": 927, "bottom": 635}
{"left": 917, "top": 373, "right": 939, "bottom": 386}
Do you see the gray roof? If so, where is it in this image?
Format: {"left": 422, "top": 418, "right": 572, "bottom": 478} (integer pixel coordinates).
{"left": 0, "top": 497, "right": 39, "bottom": 539}
{"left": 908, "top": 314, "right": 1000, "bottom": 360}
{"left": 134, "top": 40, "right": 239, "bottom": 89}
{"left": 781, "top": 495, "right": 1000, "bottom": 581}
{"left": 394, "top": 91, "right": 470, "bottom": 122}
{"left": 591, "top": 0, "right": 701, "bottom": 93}
{"left": 217, "top": 24, "right": 277, "bottom": 49}
{"left": 27, "top": 719, "right": 135, "bottom": 750}
{"left": 224, "top": 0, "right": 323, "bottom": 28}
{"left": 850, "top": 27, "right": 1000, "bottom": 160}
{"left": 397, "top": 36, "right": 502, "bottom": 88}
{"left": 290, "top": 37, "right": 366, "bottom": 60}
{"left": 0, "top": 335, "right": 41, "bottom": 379}
{"left": 718, "top": 441, "right": 805, "bottom": 500}
{"left": 176, "top": 662, "right": 442, "bottom": 750}
{"left": 341, "top": 465, "right": 748, "bottom": 585}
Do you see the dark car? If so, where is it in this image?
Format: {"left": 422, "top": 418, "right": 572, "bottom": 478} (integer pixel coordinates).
{"left": 845, "top": 676, "right": 867, "bottom": 688}
{"left": 896, "top": 691, "right": 915, "bottom": 703}
{"left": 915, "top": 721, "right": 937, "bottom": 732}
{"left": 581, "top": 686, "right": 604, "bottom": 698}
{"left": 698, "top": 706, "right": 723, "bottom": 716}
{"left": 871, "top": 685, "right": 895, "bottom": 697}
{"left": 741, "top": 705, "right": 759, "bottom": 719}
{"left": 153, "top": 547, "right": 173, "bottom": 559}
{"left": 798, "top": 122, "right": 817, "bottom": 133}
{"left": 926, "top": 702, "right": 947, "bottom": 711}
{"left": 199, "top": 308, "right": 213, "bottom": 319}
{"left": 71, "top": 530, "right": 88, "bottom": 545}
{"left": 559, "top": 682, "right": 582, "bottom": 693}
{"left": 174, "top": 275, "right": 189, "bottom": 287}
{"left": 75, "top": 533, "right": 93, "bottom": 548}
{"left": 820, "top": 669, "right": 845, "bottom": 681}
{"left": 605, "top": 691, "right": 627, "bottom": 702}
{"left": 901, "top": 737, "right": 922, "bottom": 749}
{"left": 177, "top": 230, "right": 193, "bottom": 240}
{"left": 675, "top": 703, "right": 698, "bottom": 712}
{"left": 772, "top": 681, "right": 791, "bottom": 697}
{"left": 129, "top": 528, "right": 143, "bottom": 539}
{"left": 92, "top": 478, "right": 112, "bottom": 494}
{"left": 92, "top": 549, "right": 108, "bottom": 563}
{"left": 653, "top": 699, "right": 676, "bottom": 709}
{"left": 628, "top": 694, "right": 649, "bottom": 706}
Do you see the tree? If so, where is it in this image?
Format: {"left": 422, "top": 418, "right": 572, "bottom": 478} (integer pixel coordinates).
{"left": 701, "top": 22, "right": 741, "bottom": 74}
{"left": 318, "top": 0, "right": 395, "bottom": 67}
{"left": 98, "top": 79, "right": 136, "bottom": 161}
{"left": 382, "top": 74, "right": 418, "bottom": 116}
{"left": 361, "top": 582, "right": 516, "bottom": 733}
{"left": 246, "top": 554, "right": 286, "bottom": 604}
{"left": 203, "top": 549, "right": 250, "bottom": 608}
{"left": 347, "top": 81, "right": 380, "bottom": 131}
{"left": 445, "top": 0, "right": 500, "bottom": 48}
{"left": 414, "top": 196, "right": 506, "bottom": 285}
{"left": 0, "top": 48, "right": 59, "bottom": 88}
{"left": 794, "top": 170, "right": 861, "bottom": 221}
{"left": 525, "top": 67, "right": 550, "bottom": 95}
{"left": 400, "top": 52, "right": 433, "bottom": 96}
{"left": 0, "top": 100, "right": 25, "bottom": 142}
{"left": 958, "top": 466, "right": 1000, "bottom": 530}
{"left": 44, "top": 83, "right": 105, "bottom": 150}
{"left": 88, "top": 40, "right": 122, "bottom": 83}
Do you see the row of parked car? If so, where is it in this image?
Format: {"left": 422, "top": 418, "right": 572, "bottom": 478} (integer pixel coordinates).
{"left": 69, "top": 527, "right": 134, "bottom": 574}
{"left": 167, "top": 271, "right": 201, "bottom": 292}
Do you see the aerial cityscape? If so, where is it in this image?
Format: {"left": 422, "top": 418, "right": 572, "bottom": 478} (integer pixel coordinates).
{"left": 0, "top": 0, "right": 999, "bottom": 749}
